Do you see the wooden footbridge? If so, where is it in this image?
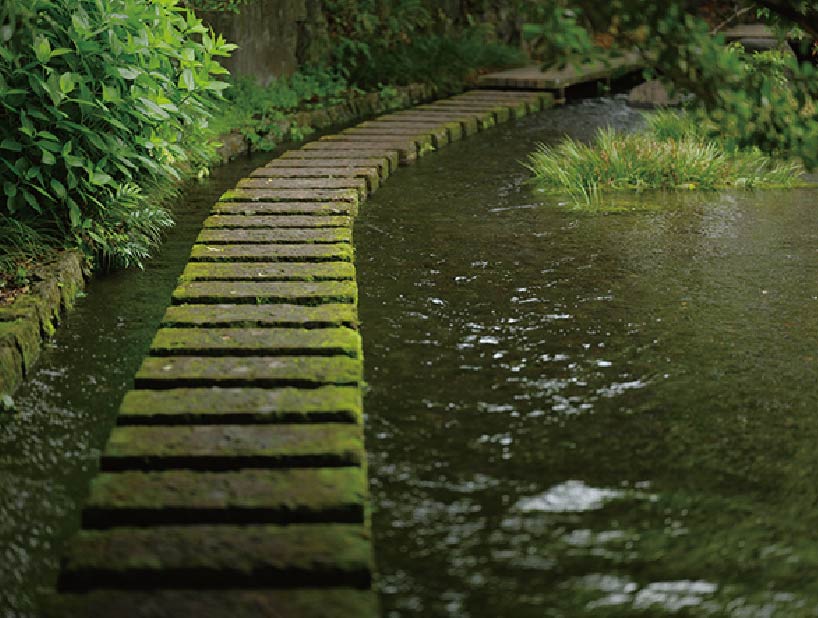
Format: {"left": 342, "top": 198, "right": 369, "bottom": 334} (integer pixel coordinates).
{"left": 43, "top": 88, "right": 554, "bottom": 618}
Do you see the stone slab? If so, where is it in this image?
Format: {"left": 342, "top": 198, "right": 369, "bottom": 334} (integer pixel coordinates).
{"left": 134, "top": 356, "right": 362, "bottom": 389}
{"left": 301, "top": 141, "right": 416, "bottom": 166}
{"left": 357, "top": 119, "right": 463, "bottom": 142}
{"left": 341, "top": 126, "right": 448, "bottom": 149}
{"left": 58, "top": 524, "right": 371, "bottom": 590}
{"left": 280, "top": 149, "right": 397, "bottom": 174}
{"left": 219, "top": 188, "right": 359, "bottom": 204}
{"left": 381, "top": 112, "right": 481, "bottom": 135}
{"left": 236, "top": 177, "right": 368, "bottom": 199}
{"left": 477, "top": 52, "right": 643, "bottom": 90}
{"left": 189, "top": 244, "right": 353, "bottom": 263}
{"left": 413, "top": 105, "right": 497, "bottom": 127}
{"left": 100, "top": 424, "right": 364, "bottom": 470}
{"left": 171, "top": 281, "right": 356, "bottom": 305}
{"left": 161, "top": 304, "right": 358, "bottom": 329}
{"left": 203, "top": 215, "right": 351, "bottom": 229}
{"left": 149, "top": 328, "right": 361, "bottom": 358}
{"left": 118, "top": 386, "right": 362, "bottom": 425}
{"left": 210, "top": 202, "right": 356, "bottom": 216}
{"left": 248, "top": 167, "right": 380, "bottom": 192}
{"left": 196, "top": 228, "right": 351, "bottom": 245}
{"left": 180, "top": 262, "right": 355, "bottom": 282}
{"left": 82, "top": 468, "right": 366, "bottom": 527}
{"left": 321, "top": 132, "right": 433, "bottom": 152}
{"left": 42, "top": 589, "right": 378, "bottom": 618}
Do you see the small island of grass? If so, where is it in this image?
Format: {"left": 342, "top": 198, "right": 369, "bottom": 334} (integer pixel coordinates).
{"left": 526, "top": 110, "right": 806, "bottom": 205}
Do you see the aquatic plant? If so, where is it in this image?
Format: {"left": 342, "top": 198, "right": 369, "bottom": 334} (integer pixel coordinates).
{"left": 526, "top": 112, "right": 805, "bottom": 205}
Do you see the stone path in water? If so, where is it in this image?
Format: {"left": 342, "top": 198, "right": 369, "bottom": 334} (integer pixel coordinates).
{"left": 479, "top": 51, "right": 643, "bottom": 100}
{"left": 43, "top": 89, "right": 553, "bottom": 618}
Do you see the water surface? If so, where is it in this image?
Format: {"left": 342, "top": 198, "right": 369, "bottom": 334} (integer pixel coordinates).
{"left": 357, "top": 98, "right": 818, "bottom": 617}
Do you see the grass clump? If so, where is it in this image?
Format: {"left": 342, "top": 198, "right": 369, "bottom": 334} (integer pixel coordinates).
{"left": 527, "top": 111, "right": 805, "bottom": 205}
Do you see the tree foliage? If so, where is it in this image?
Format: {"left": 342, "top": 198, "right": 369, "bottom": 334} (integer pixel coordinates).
{"left": 526, "top": 1, "right": 818, "bottom": 168}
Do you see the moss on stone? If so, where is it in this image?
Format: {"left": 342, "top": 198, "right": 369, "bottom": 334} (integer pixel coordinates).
{"left": 118, "top": 385, "right": 362, "bottom": 424}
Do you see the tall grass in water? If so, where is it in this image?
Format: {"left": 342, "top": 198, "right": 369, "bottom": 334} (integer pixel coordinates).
{"left": 527, "top": 111, "right": 805, "bottom": 205}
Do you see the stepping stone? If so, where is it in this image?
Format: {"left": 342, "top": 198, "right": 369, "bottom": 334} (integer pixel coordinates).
{"left": 57, "top": 524, "right": 372, "bottom": 590}
{"left": 196, "top": 228, "right": 351, "bottom": 245}
{"left": 42, "top": 589, "right": 378, "bottom": 618}
{"left": 248, "top": 167, "right": 380, "bottom": 192}
{"left": 455, "top": 90, "right": 554, "bottom": 110}
{"left": 180, "top": 262, "right": 355, "bottom": 282}
{"left": 413, "top": 105, "right": 498, "bottom": 127}
{"left": 382, "top": 112, "right": 481, "bottom": 135}
{"left": 161, "top": 304, "right": 358, "bottom": 329}
{"left": 302, "top": 141, "right": 417, "bottom": 166}
{"left": 428, "top": 100, "right": 525, "bottom": 120}
{"left": 81, "top": 468, "right": 366, "bottom": 528}
{"left": 203, "top": 215, "right": 351, "bottom": 229}
{"left": 189, "top": 244, "right": 353, "bottom": 263}
{"left": 99, "top": 424, "right": 364, "bottom": 470}
{"left": 149, "top": 327, "right": 361, "bottom": 358}
{"left": 321, "top": 132, "right": 433, "bottom": 152}
{"left": 220, "top": 188, "right": 359, "bottom": 204}
{"left": 341, "top": 126, "right": 449, "bottom": 148}
{"left": 358, "top": 119, "right": 463, "bottom": 142}
{"left": 171, "top": 281, "right": 356, "bottom": 305}
{"left": 117, "top": 386, "right": 362, "bottom": 425}
{"left": 210, "top": 202, "right": 356, "bottom": 216}
{"left": 236, "top": 177, "right": 368, "bottom": 200}
{"left": 134, "top": 356, "right": 362, "bottom": 389}
{"left": 281, "top": 149, "right": 398, "bottom": 174}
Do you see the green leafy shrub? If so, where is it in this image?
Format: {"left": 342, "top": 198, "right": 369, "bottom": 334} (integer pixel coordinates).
{"left": 527, "top": 112, "right": 805, "bottom": 205}
{"left": 210, "top": 67, "right": 350, "bottom": 150}
{"left": 0, "top": 0, "right": 234, "bottom": 269}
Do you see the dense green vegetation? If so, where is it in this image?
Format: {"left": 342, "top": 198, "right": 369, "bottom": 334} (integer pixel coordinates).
{"left": 0, "top": 0, "right": 234, "bottom": 275}
{"left": 528, "top": 111, "right": 804, "bottom": 204}
{"left": 0, "top": 0, "right": 525, "bottom": 288}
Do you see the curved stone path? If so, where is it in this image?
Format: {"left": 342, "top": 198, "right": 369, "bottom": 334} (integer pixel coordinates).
{"left": 43, "top": 89, "right": 553, "bottom": 618}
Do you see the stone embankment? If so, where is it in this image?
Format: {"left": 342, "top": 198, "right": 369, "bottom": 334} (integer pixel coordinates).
{"left": 43, "top": 89, "right": 553, "bottom": 618}
{"left": 0, "top": 251, "right": 86, "bottom": 402}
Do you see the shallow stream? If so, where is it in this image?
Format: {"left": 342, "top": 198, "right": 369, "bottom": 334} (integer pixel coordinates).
{"left": 356, "top": 98, "right": 818, "bottom": 617}
{"left": 4, "top": 98, "right": 818, "bottom": 617}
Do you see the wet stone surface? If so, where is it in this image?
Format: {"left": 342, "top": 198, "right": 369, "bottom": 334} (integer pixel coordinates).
{"left": 180, "top": 261, "right": 355, "bottom": 282}
{"left": 171, "top": 280, "right": 357, "bottom": 305}
{"left": 149, "top": 327, "right": 361, "bottom": 357}
{"left": 160, "top": 303, "right": 359, "bottom": 329}
{"left": 203, "top": 215, "right": 352, "bottom": 228}
{"left": 196, "top": 228, "right": 351, "bottom": 245}
{"left": 100, "top": 424, "right": 364, "bottom": 470}
{"left": 189, "top": 243, "right": 353, "bottom": 262}
{"left": 58, "top": 524, "right": 372, "bottom": 590}
{"left": 134, "top": 355, "right": 363, "bottom": 389}
{"left": 117, "top": 386, "right": 362, "bottom": 424}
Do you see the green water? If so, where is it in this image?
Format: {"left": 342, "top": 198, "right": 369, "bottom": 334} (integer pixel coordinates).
{"left": 356, "top": 98, "right": 818, "bottom": 617}
{"left": 0, "top": 150, "right": 273, "bottom": 616}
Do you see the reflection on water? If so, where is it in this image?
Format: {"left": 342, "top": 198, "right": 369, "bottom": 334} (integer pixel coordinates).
{"left": 357, "top": 97, "right": 818, "bottom": 616}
